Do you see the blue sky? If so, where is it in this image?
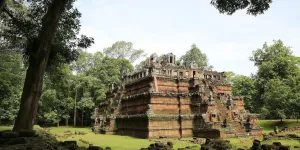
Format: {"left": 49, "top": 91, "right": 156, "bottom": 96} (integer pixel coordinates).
{"left": 75, "top": 0, "right": 300, "bottom": 76}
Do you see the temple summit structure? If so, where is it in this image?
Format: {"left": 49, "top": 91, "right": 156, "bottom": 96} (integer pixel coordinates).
{"left": 92, "top": 53, "right": 262, "bottom": 139}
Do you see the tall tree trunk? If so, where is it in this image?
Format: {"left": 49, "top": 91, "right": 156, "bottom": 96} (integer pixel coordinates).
{"left": 74, "top": 88, "right": 77, "bottom": 127}
{"left": 0, "top": 0, "right": 5, "bottom": 14}
{"left": 81, "top": 111, "right": 84, "bottom": 127}
{"left": 66, "top": 118, "right": 69, "bottom": 126}
{"left": 13, "top": 0, "right": 69, "bottom": 131}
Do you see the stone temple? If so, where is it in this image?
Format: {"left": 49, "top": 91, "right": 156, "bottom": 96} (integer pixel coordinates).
{"left": 91, "top": 53, "right": 262, "bottom": 139}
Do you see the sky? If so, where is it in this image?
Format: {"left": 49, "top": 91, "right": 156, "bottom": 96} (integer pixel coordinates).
{"left": 75, "top": 0, "right": 300, "bottom": 76}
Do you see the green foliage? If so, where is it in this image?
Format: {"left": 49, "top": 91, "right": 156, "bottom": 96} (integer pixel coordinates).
{"left": 250, "top": 40, "right": 300, "bottom": 119}
{"left": 77, "top": 94, "right": 94, "bottom": 110}
{"left": 180, "top": 44, "right": 213, "bottom": 70}
{"left": 231, "top": 74, "right": 256, "bottom": 112}
{"left": 103, "top": 41, "right": 146, "bottom": 63}
{"left": 1, "top": 0, "right": 94, "bottom": 68}
{"left": 229, "top": 40, "right": 300, "bottom": 120}
{"left": 250, "top": 40, "right": 299, "bottom": 80}
{"left": 44, "top": 111, "right": 60, "bottom": 124}
{"left": 225, "top": 71, "right": 235, "bottom": 84}
{"left": 0, "top": 50, "right": 25, "bottom": 121}
{"left": 262, "top": 78, "right": 291, "bottom": 120}
{"left": 210, "top": 0, "right": 272, "bottom": 16}
{"left": 36, "top": 49, "right": 134, "bottom": 125}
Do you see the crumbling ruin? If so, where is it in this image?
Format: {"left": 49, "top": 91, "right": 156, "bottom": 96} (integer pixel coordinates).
{"left": 92, "top": 53, "right": 262, "bottom": 139}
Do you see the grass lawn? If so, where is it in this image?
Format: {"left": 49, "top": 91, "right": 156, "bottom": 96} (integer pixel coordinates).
{"left": 1, "top": 119, "right": 299, "bottom": 150}
{"left": 46, "top": 126, "right": 199, "bottom": 150}
{"left": 258, "top": 119, "right": 300, "bottom": 133}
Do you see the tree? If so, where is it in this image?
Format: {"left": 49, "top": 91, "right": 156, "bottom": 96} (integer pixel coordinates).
{"left": 0, "top": 50, "right": 25, "bottom": 123}
{"left": 210, "top": 0, "right": 272, "bottom": 16}
{"left": 225, "top": 71, "right": 236, "bottom": 84}
{"left": 77, "top": 92, "right": 94, "bottom": 126}
{"left": 0, "top": 0, "right": 94, "bottom": 130}
{"left": 103, "top": 41, "right": 146, "bottom": 63}
{"left": 2, "top": 0, "right": 90, "bottom": 131}
{"left": 262, "top": 78, "right": 291, "bottom": 121}
{"left": 88, "top": 52, "right": 133, "bottom": 85}
{"left": 180, "top": 44, "right": 213, "bottom": 70}
{"left": 231, "top": 74, "right": 256, "bottom": 112}
{"left": 71, "top": 49, "right": 93, "bottom": 75}
{"left": 250, "top": 40, "right": 298, "bottom": 107}
{"left": 250, "top": 40, "right": 300, "bottom": 120}
{"left": 37, "top": 64, "right": 74, "bottom": 126}
{"left": 11, "top": 0, "right": 69, "bottom": 131}
{"left": 39, "top": 89, "right": 61, "bottom": 126}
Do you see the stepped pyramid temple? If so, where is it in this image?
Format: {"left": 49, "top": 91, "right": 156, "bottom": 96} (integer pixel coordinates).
{"left": 91, "top": 53, "right": 262, "bottom": 139}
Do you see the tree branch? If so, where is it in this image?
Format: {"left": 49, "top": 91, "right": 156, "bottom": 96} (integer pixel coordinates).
{"left": 3, "top": 5, "right": 31, "bottom": 39}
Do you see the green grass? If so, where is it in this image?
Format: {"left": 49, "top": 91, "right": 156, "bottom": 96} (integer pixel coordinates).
{"left": 229, "top": 137, "right": 300, "bottom": 150}
{"left": 0, "top": 125, "right": 41, "bottom": 131}
{"left": 1, "top": 120, "right": 299, "bottom": 150}
{"left": 258, "top": 119, "right": 300, "bottom": 133}
{"left": 0, "top": 125, "right": 13, "bottom": 131}
{"left": 46, "top": 126, "right": 199, "bottom": 150}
